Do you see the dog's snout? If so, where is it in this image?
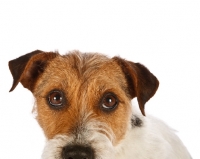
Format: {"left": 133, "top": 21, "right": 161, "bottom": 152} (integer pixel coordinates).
{"left": 62, "top": 145, "right": 95, "bottom": 159}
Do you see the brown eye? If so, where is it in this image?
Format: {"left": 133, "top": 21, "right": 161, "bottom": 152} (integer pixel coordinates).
{"left": 101, "top": 93, "right": 118, "bottom": 110}
{"left": 48, "top": 90, "right": 65, "bottom": 109}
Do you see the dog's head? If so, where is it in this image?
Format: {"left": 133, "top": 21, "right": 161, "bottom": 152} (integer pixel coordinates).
{"left": 9, "top": 50, "right": 159, "bottom": 159}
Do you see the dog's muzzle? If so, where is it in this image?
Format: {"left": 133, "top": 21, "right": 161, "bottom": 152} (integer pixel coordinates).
{"left": 62, "top": 145, "right": 95, "bottom": 159}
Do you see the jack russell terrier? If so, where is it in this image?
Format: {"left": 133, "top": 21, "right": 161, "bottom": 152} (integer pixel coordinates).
{"left": 9, "top": 50, "right": 192, "bottom": 159}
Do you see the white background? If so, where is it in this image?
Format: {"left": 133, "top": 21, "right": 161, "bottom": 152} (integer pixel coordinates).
{"left": 0, "top": 0, "right": 199, "bottom": 158}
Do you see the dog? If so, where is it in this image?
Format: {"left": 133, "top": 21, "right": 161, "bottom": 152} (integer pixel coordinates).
{"left": 9, "top": 50, "right": 192, "bottom": 159}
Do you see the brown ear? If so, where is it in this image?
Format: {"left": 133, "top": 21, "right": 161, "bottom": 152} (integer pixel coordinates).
{"left": 9, "top": 50, "right": 57, "bottom": 92}
{"left": 113, "top": 57, "right": 159, "bottom": 116}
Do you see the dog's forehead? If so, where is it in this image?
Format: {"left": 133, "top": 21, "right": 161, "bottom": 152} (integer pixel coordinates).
{"left": 59, "top": 51, "right": 123, "bottom": 78}
{"left": 36, "top": 51, "right": 127, "bottom": 92}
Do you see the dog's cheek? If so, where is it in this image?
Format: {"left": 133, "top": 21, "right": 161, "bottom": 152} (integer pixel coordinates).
{"left": 102, "top": 100, "right": 132, "bottom": 145}
{"left": 35, "top": 99, "right": 76, "bottom": 139}
{"left": 35, "top": 99, "right": 56, "bottom": 138}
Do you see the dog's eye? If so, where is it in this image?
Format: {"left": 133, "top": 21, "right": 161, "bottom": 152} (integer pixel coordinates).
{"left": 101, "top": 93, "right": 118, "bottom": 111}
{"left": 48, "top": 90, "right": 65, "bottom": 108}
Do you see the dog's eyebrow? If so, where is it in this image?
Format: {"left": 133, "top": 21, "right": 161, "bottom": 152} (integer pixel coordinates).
{"left": 35, "top": 95, "right": 46, "bottom": 98}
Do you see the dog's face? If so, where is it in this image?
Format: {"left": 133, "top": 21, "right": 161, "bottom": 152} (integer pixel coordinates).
{"left": 9, "top": 50, "right": 159, "bottom": 159}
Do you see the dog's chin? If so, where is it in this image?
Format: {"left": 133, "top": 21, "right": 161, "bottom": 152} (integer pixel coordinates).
{"left": 42, "top": 132, "right": 115, "bottom": 159}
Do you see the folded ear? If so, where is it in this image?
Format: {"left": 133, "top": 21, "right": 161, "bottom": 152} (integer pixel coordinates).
{"left": 113, "top": 57, "right": 159, "bottom": 116}
{"left": 9, "top": 50, "right": 57, "bottom": 92}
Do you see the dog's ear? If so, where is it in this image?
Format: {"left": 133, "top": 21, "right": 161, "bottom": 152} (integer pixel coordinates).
{"left": 113, "top": 57, "right": 159, "bottom": 116}
{"left": 9, "top": 50, "right": 57, "bottom": 92}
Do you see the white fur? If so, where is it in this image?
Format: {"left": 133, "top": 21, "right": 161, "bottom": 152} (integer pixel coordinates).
{"left": 42, "top": 117, "right": 115, "bottom": 159}
{"left": 42, "top": 111, "right": 191, "bottom": 159}
{"left": 115, "top": 114, "right": 192, "bottom": 159}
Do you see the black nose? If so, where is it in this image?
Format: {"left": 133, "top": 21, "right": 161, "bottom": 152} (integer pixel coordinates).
{"left": 62, "top": 145, "right": 95, "bottom": 159}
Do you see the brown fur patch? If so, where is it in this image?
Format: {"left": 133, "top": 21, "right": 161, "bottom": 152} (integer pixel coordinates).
{"left": 33, "top": 51, "right": 132, "bottom": 143}
{"left": 9, "top": 50, "right": 159, "bottom": 145}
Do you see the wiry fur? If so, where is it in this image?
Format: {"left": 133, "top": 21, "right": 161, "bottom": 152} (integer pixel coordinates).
{"left": 42, "top": 111, "right": 192, "bottom": 159}
{"left": 42, "top": 119, "right": 115, "bottom": 159}
{"left": 9, "top": 50, "right": 192, "bottom": 159}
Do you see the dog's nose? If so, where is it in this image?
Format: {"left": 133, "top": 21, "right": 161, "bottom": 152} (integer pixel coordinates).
{"left": 62, "top": 145, "right": 95, "bottom": 159}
